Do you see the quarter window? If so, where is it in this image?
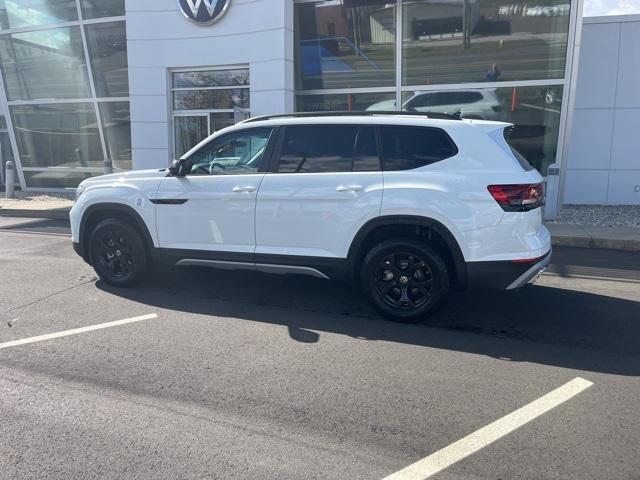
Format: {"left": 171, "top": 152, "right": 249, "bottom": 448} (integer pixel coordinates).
{"left": 381, "top": 126, "right": 457, "bottom": 171}
{"left": 278, "top": 125, "right": 379, "bottom": 173}
{"left": 185, "top": 128, "right": 272, "bottom": 176}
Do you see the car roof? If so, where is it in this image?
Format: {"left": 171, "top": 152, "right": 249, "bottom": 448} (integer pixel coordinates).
{"left": 235, "top": 112, "right": 511, "bottom": 131}
{"left": 181, "top": 112, "right": 512, "bottom": 159}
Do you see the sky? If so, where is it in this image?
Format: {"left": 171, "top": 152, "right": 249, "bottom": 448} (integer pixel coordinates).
{"left": 584, "top": 0, "right": 640, "bottom": 16}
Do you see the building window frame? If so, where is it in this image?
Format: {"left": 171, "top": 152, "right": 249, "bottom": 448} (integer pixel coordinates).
{"left": 292, "top": 0, "right": 584, "bottom": 217}
{"left": 169, "top": 65, "right": 250, "bottom": 160}
{"left": 0, "top": 1, "right": 128, "bottom": 192}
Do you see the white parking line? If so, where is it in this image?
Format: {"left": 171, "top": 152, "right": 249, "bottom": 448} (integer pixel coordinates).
{"left": 0, "top": 314, "right": 159, "bottom": 350}
{"left": 383, "top": 377, "right": 593, "bottom": 480}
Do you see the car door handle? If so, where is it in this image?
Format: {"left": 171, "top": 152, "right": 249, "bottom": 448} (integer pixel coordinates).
{"left": 232, "top": 186, "right": 256, "bottom": 193}
{"left": 336, "top": 185, "right": 364, "bottom": 193}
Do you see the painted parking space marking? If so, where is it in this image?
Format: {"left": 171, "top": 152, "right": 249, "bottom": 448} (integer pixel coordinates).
{"left": 383, "top": 377, "right": 593, "bottom": 480}
{"left": 0, "top": 314, "right": 159, "bottom": 350}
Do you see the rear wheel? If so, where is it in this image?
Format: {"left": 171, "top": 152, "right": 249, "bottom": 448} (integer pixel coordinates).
{"left": 88, "top": 218, "right": 149, "bottom": 287}
{"left": 361, "top": 239, "right": 450, "bottom": 323}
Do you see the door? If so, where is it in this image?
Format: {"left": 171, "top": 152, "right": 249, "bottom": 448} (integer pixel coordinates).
{"left": 255, "top": 124, "right": 383, "bottom": 259}
{"left": 155, "top": 127, "right": 274, "bottom": 253}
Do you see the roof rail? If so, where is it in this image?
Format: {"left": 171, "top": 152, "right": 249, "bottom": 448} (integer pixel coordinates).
{"left": 241, "top": 110, "right": 463, "bottom": 124}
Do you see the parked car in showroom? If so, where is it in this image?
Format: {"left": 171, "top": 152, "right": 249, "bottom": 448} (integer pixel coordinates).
{"left": 71, "top": 111, "right": 550, "bottom": 323}
{"left": 366, "top": 89, "right": 504, "bottom": 121}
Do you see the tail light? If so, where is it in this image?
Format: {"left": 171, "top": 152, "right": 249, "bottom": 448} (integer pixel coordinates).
{"left": 487, "top": 183, "right": 544, "bottom": 212}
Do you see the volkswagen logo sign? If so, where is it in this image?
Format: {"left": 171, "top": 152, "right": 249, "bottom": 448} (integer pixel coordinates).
{"left": 178, "top": 0, "right": 231, "bottom": 25}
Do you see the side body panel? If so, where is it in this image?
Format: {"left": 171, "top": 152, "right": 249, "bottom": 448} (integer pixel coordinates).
{"left": 255, "top": 171, "right": 383, "bottom": 258}
{"left": 154, "top": 174, "right": 264, "bottom": 253}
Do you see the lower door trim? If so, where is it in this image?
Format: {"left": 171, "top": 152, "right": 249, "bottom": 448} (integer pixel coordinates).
{"left": 175, "top": 258, "right": 330, "bottom": 279}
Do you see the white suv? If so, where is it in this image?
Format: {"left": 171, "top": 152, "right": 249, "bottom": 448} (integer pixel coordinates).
{"left": 70, "top": 112, "right": 551, "bottom": 322}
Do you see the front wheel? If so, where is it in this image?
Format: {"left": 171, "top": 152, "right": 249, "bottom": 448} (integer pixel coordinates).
{"left": 88, "top": 218, "right": 149, "bottom": 287}
{"left": 360, "top": 239, "right": 450, "bottom": 323}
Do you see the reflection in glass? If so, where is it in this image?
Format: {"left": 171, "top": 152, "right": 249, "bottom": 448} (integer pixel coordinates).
{"left": 11, "top": 103, "right": 103, "bottom": 169}
{"left": 295, "top": 0, "right": 396, "bottom": 90}
{"left": 400, "top": 89, "right": 503, "bottom": 119}
{"left": 402, "top": 0, "right": 570, "bottom": 85}
{"left": 297, "top": 91, "right": 396, "bottom": 112}
{"left": 0, "top": 27, "right": 91, "bottom": 100}
{"left": 210, "top": 112, "right": 235, "bottom": 132}
{"left": 81, "top": 0, "right": 125, "bottom": 19}
{"left": 173, "top": 69, "right": 250, "bottom": 88}
{"left": 85, "top": 22, "right": 129, "bottom": 97}
{"left": 174, "top": 116, "right": 208, "bottom": 159}
{"left": 0, "top": 0, "right": 78, "bottom": 30}
{"left": 0, "top": 130, "right": 14, "bottom": 185}
{"left": 24, "top": 170, "right": 95, "bottom": 189}
{"left": 399, "top": 85, "right": 563, "bottom": 173}
{"left": 173, "top": 89, "right": 250, "bottom": 110}
{"left": 100, "top": 101, "right": 131, "bottom": 170}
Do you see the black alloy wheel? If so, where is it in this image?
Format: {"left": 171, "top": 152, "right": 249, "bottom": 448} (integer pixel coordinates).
{"left": 361, "top": 239, "right": 450, "bottom": 323}
{"left": 89, "top": 218, "right": 149, "bottom": 287}
{"left": 374, "top": 252, "right": 434, "bottom": 311}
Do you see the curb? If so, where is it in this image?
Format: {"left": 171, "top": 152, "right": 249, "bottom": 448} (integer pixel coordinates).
{"left": 0, "top": 207, "right": 71, "bottom": 220}
{"left": 551, "top": 235, "right": 640, "bottom": 252}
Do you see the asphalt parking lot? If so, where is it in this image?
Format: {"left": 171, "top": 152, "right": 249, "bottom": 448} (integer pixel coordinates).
{"left": 1, "top": 217, "right": 639, "bottom": 480}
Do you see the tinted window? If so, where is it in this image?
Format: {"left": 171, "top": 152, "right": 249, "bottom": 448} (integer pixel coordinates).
{"left": 186, "top": 128, "right": 272, "bottom": 176}
{"left": 278, "top": 125, "right": 379, "bottom": 173}
{"left": 381, "top": 126, "right": 457, "bottom": 171}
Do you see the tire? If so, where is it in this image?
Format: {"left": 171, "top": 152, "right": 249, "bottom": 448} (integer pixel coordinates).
{"left": 88, "top": 218, "right": 149, "bottom": 287}
{"left": 360, "top": 239, "right": 450, "bottom": 323}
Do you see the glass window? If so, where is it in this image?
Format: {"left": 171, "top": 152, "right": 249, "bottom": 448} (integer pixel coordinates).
{"left": 0, "top": 27, "right": 91, "bottom": 101}
{"left": 174, "top": 116, "right": 208, "bottom": 159}
{"left": 279, "top": 125, "right": 379, "bottom": 174}
{"left": 354, "top": 126, "right": 380, "bottom": 171}
{"left": 295, "top": 0, "right": 396, "bottom": 90}
{"left": 80, "top": 0, "right": 125, "bottom": 19}
{"left": 11, "top": 103, "right": 103, "bottom": 169}
{"left": 210, "top": 112, "right": 235, "bottom": 132}
{"left": 402, "top": 0, "right": 570, "bottom": 86}
{"left": 297, "top": 91, "right": 396, "bottom": 112}
{"left": 173, "top": 69, "right": 250, "bottom": 88}
{"left": 173, "top": 89, "right": 249, "bottom": 110}
{"left": 186, "top": 128, "right": 272, "bottom": 176}
{"left": 400, "top": 85, "right": 563, "bottom": 173}
{"left": 85, "top": 21, "right": 129, "bottom": 97}
{"left": 99, "top": 101, "right": 131, "bottom": 170}
{"left": 0, "top": 130, "right": 14, "bottom": 185}
{"left": 381, "top": 126, "right": 458, "bottom": 171}
{"left": 23, "top": 170, "right": 95, "bottom": 189}
{"left": 0, "top": 0, "right": 78, "bottom": 30}
{"left": 172, "top": 68, "right": 251, "bottom": 159}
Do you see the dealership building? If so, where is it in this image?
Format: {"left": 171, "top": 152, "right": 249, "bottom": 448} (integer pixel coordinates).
{"left": 0, "top": 0, "right": 638, "bottom": 212}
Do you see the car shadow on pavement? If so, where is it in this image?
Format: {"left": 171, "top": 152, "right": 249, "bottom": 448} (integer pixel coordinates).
{"left": 96, "top": 259, "right": 640, "bottom": 377}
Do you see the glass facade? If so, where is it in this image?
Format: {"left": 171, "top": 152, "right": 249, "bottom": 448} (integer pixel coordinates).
{"left": 0, "top": 0, "right": 128, "bottom": 189}
{"left": 171, "top": 68, "right": 250, "bottom": 159}
{"left": 294, "top": 0, "right": 571, "bottom": 175}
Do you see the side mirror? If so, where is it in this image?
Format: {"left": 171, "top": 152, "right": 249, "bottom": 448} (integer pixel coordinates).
{"left": 168, "top": 159, "right": 185, "bottom": 177}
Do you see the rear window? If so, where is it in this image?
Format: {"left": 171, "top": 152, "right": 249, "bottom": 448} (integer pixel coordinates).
{"left": 489, "top": 127, "right": 535, "bottom": 171}
{"left": 381, "top": 126, "right": 458, "bottom": 171}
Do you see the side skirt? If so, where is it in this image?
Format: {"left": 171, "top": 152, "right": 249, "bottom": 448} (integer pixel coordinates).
{"left": 154, "top": 248, "right": 351, "bottom": 282}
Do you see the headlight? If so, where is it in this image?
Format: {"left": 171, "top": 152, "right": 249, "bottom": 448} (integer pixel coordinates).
{"left": 75, "top": 184, "right": 86, "bottom": 201}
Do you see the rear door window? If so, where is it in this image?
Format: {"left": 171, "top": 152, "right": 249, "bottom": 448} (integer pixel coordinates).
{"left": 380, "top": 126, "right": 458, "bottom": 171}
{"left": 278, "top": 125, "right": 380, "bottom": 173}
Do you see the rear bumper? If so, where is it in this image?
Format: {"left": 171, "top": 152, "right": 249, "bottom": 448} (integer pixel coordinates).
{"left": 466, "top": 249, "right": 552, "bottom": 290}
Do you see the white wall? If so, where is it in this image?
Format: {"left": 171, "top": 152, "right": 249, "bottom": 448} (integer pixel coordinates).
{"left": 126, "top": 0, "right": 294, "bottom": 170}
{"left": 565, "top": 14, "right": 640, "bottom": 205}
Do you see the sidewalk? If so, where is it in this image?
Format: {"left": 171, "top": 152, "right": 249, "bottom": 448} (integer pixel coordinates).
{"left": 0, "top": 196, "right": 74, "bottom": 220}
{"left": 1, "top": 195, "right": 639, "bottom": 251}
